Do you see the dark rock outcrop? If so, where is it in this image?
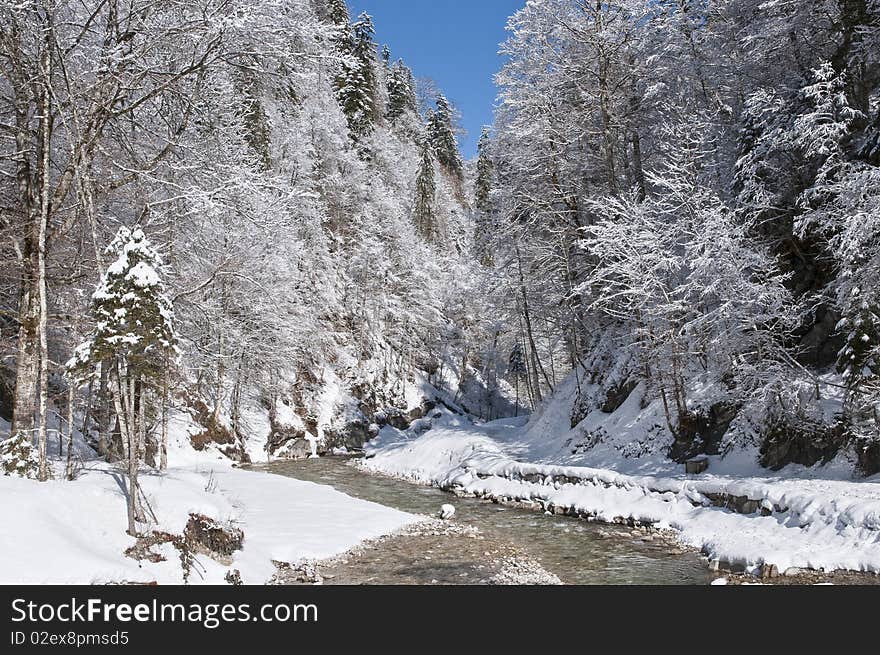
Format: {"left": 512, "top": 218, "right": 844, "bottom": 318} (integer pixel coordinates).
{"left": 759, "top": 417, "right": 849, "bottom": 470}
{"left": 599, "top": 379, "right": 638, "bottom": 414}
{"left": 669, "top": 403, "right": 738, "bottom": 463}
{"left": 856, "top": 439, "right": 880, "bottom": 477}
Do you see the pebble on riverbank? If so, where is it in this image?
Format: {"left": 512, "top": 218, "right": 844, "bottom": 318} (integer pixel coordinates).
{"left": 489, "top": 556, "right": 563, "bottom": 585}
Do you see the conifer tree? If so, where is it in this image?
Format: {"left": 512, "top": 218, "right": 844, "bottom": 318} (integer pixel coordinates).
{"left": 475, "top": 127, "right": 493, "bottom": 212}
{"left": 784, "top": 64, "right": 880, "bottom": 414}
{"left": 508, "top": 343, "right": 527, "bottom": 416}
{"left": 68, "top": 227, "right": 176, "bottom": 535}
{"left": 324, "top": 0, "right": 352, "bottom": 52}
{"left": 335, "top": 13, "right": 378, "bottom": 148}
{"left": 414, "top": 138, "right": 438, "bottom": 242}
{"left": 474, "top": 126, "right": 495, "bottom": 265}
{"left": 427, "top": 95, "right": 463, "bottom": 179}
{"left": 326, "top": 0, "right": 350, "bottom": 31}
{"left": 386, "top": 60, "right": 418, "bottom": 121}
{"left": 838, "top": 290, "right": 880, "bottom": 393}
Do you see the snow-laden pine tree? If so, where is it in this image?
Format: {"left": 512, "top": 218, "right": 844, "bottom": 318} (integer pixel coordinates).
{"left": 323, "top": 0, "right": 351, "bottom": 36}
{"left": 335, "top": 12, "right": 378, "bottom": 149}
{"left": 474, "top": 126, "right": 495, "bottom": 266}
{"left": 68, "top": 227, "right": 176, "bottom": 535}
{"left": 413, "top": 138, "right": 438, "bottom": 242}
{"left": 386, "top": 60, "right": 418, "bottom": 122}
{"left": 427, "top": 95, "right": 463, "bottom": 179}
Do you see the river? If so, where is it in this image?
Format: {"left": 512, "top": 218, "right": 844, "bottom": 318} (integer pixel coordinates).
{"left": 263, "top": 456, "right": 711, "bottom": 585}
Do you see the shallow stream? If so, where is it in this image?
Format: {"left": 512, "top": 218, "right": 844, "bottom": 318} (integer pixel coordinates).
{"left": 265, "top": 456, "right": 711, "bottom": 585}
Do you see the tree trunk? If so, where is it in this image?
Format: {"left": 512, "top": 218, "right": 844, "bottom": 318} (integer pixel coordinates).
{"left": 138, "top": 378, "right": 146, "bottom": 467}
{"left": 79, "top": 379, "right": 93, "bottom": 452}
{"left": 98, "top": 363, "right": 109, "bottom": 457}
{"left": 9, "top": 11, "right": 38, "bottom": 442}
{"left": 35, "top": 18, "right": 53, "bottom": 482}
{"left": 595, "top": 1, "right": 618, "bottom": 195}
{"left": 657, "top": 376, "right": 677, "bottom": 439}
{"left": 11, "top": 289, "right": 38, "bottom": 440}
{"left": 631, "top": 129, "right": 646, "bottom": 201}
{"left": 514, "top": 376, "right": 519, "bottom": 418}
{"left": 65, "top": 384, "right": 74, "bottom": 480}
{"left": 230, "top": 353, "right": 246, "bottom": 448}
{"left": 516, "top": 247, "right": 552, "bottom": 399}
{"left": 113, "top": 362, "right": 142, "bottom": 536}
{"left": 544, "top": 318, "right": 557, "bottom": 387}
{"left": 160, "top": 369, "right": 168, "bottom": 471}
{"left": 213, "top": 329, "right": 224, "bottom": 422}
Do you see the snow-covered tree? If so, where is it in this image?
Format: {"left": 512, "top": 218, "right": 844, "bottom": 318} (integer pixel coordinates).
{"left": 335, "top": 12, "right": 379, "bottom": 148}
{"left": 68, "top": 227, "right": 176, "bottom": 535}
{"left": 322, "top": 0, "right": 351, "bottom": 31}
{"left": 427, "top": 95, "right": 463, "bottom": 179}
{"left": 578, "top": 118, "right": 795, "bottom": 442}
{"left": 413, "top": 138, "right": 438, "bottom": 242}
{"left": 474, "top": 126, "right": 495, "bottom": 266}
{"left": 386, "top": 60, "right": 418, "bottom": 122}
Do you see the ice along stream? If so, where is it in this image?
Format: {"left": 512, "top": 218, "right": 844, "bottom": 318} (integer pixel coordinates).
{"left": 263, "top": 456, "right": 711, "bottom": 585}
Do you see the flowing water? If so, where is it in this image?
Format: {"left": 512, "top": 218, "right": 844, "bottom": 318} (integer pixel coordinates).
{"left": 264, "top": 456, "right": 711, "bottom": 585}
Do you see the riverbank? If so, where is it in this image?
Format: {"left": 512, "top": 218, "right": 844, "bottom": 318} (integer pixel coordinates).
{"left": 0, "top": 415, "right": 419, "bottom": 585}
{"left": 0, "top": 460, "right": 418, "bottom": 584}
{"left": 359, "top": 411, "right": 880, "bottom": 579}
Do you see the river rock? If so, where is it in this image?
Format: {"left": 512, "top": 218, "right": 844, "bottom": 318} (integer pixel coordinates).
{"left": 274, "top": 437, "right": 313, "bottom": 460}
{"left": 685, "top": 456, "right": 709, "bottom": 474}
{"left": 761, "top": 563, "right": 779, "bottom": 579}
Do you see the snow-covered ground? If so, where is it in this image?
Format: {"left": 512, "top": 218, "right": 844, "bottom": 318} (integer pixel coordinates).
{"left": 0, "top": 415, "right": 418, "bottom": 585}
{"left": 361, "top": 401, "right": 880, "bottom": 575}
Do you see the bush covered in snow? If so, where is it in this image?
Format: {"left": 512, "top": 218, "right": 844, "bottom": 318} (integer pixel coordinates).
{"left": 0, "top": 433, "right": 39, "bottom": 479}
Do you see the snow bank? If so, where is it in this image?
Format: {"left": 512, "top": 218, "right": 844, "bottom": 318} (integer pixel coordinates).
{"left": 361, "top": 416, "right": 880, "bottom": 574}
{"left": 0, "top": 461, "right": 417, "bottom": 584}
{"left": 0, "top": 406, "right": 418, "bottom": 585}
{"left": 208, "top": 466, "right": 418, "bottom": 583}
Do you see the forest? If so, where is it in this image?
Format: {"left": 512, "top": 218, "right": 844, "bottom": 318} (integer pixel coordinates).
{"left": 488, "top": 0, "right": 880, "bottom": 474}
{"left": 0, "top": 0, "right": 482, "bottom": 488}
{"left": 1, "top": 0, "right": 879, "bottom": 584}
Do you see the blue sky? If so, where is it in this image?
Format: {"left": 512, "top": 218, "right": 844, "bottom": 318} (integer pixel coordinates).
{"left": 348, "top": 0, "right": 525, "bottom": 159}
